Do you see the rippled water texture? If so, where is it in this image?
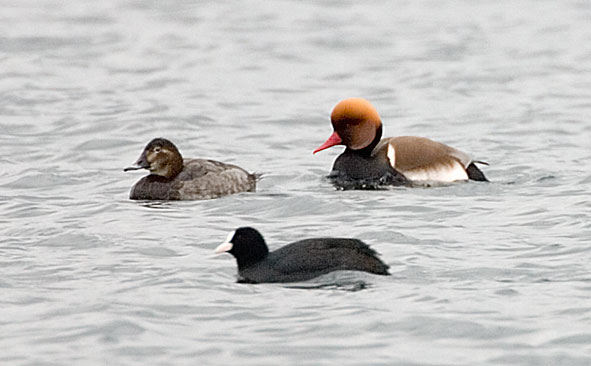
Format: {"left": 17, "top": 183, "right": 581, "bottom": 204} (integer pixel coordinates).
{"left": 1, "top": 1, "right": 590, "bottom": 365}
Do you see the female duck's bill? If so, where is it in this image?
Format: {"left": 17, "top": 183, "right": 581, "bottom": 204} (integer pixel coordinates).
{"left": 313, "top": 98, "right": 488, "bottom": 188}
{"left": 124, "top": 138, "right": 257, "bottom": 200}
{"left": 215, "top": 227, "right": 390, "bottom": 284}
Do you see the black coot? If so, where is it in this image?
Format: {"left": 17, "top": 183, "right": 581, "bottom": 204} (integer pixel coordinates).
{"left": 215, "top": 227, "right": 390, "bottom": 283}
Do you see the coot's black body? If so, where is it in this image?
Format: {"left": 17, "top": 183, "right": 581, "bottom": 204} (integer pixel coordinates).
{"left": 215, "top": 227, "right": 390, "bottom": 284}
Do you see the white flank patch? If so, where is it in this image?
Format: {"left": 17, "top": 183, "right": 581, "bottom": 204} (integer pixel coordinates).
{"left": 403, "top": 161, "right": 469, "bottom": 182}
{"left": 386, "top": 144, "right": 396, "bottom": 168}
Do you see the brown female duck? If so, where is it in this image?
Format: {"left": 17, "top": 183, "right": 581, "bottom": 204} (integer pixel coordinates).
{"left": 124, "top": 138, "right": 257, "bottom": 200}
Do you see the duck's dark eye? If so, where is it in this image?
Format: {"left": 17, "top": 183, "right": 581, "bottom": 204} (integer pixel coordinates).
{"left": 153, "top": 147, "right": 161, "bottom": 153}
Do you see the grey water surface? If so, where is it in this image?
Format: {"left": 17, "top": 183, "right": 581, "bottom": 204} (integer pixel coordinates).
{"left": 1, "top": 1, "right": 590, "bottom": 365}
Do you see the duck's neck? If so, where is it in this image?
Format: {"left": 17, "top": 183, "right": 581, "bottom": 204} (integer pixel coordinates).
{"left": 168, "top": 158, "right": 184, "bottom": 179}
{"left": 345, "top": 125, "right": 382, "bottom": 157}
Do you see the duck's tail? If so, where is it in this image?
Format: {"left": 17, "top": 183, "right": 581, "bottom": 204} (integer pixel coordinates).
{"left": 466, "top": 161, "right": 488, "bottom": 182}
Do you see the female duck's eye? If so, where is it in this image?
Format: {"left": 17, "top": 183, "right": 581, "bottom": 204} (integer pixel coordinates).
{"left": 154, "top": 147, "right": 161, "bottom": 153}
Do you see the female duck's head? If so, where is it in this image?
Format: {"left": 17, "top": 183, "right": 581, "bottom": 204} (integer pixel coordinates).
{"left": 124, "top": 138, "right": 183, "bottom": 179}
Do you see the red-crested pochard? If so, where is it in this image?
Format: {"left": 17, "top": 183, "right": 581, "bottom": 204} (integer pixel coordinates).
{"left": 124, "top": 138, "right": 257, "bottom": 200}
{"left": 313, "top": 98, "right": 488, "bottom": 188}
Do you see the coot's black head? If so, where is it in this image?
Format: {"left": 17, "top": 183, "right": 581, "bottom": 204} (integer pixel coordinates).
{"left": 124, "top": 138, "right": 183, "bottom": 179}
{"left": 215, "top": 227, "right": 269, "bottom": 269}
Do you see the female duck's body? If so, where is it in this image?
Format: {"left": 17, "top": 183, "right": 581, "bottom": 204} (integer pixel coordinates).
{"left": 125, "top": 138, "right": 256, "bottom": 200}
